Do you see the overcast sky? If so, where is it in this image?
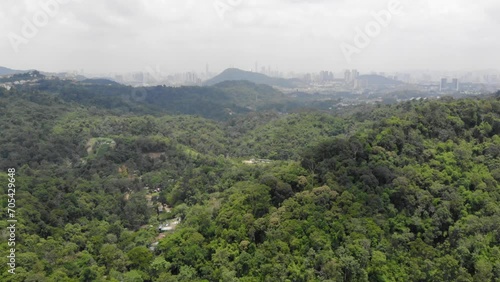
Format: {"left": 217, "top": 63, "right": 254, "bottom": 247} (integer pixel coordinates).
{"left": 1, "top": 0, "right": 499, "bottom": 75}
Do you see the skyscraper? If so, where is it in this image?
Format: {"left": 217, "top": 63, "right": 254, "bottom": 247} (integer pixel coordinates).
{"left": 352, "top": 69, "right": 359, "bottom": 80}
{"left": 344, "top": 70, "right": 351, "bottom": 83}
{"left": 319, "top": 71, "right": 333, "bottom": 82}
{"left": 440, "top": 78, "right": 447, "bottom": 91}
{"left": 451, "top": 78, "right": 459, "bottom": 91}
{"left": 440, "top": 78, "right": 459, "bottom": 91}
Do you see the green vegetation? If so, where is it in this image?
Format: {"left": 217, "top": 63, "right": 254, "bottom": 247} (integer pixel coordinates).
{"left": 0, "top": 77, "right": 499, "bottom": 281}
{"left": 0, "top": 70, "right": 42, "bottom": 83}
{"left": 86, "top": 138, "right": 117, "bottom": 158}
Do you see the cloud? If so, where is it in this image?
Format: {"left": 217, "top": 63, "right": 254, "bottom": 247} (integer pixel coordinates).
{"left": 1, "top": 0, "right": 499, "bottom": 73}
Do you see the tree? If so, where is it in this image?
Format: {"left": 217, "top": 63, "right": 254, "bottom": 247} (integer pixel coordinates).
{"left": 127, "top": 247, "right": 153, "bottom": 271}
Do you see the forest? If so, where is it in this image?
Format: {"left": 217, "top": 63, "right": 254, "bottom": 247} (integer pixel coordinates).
{"left": 0, "top": 76, "right": 499, "bottom": 281}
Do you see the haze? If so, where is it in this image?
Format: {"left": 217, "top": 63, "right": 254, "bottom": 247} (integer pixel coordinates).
{"left": 1, "top": 0, "right": 499, "bottom": 75}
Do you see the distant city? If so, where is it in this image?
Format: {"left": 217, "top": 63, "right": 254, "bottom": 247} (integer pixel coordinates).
{"left": 1, "top": 64, "right": 499, "bottom": 107}
{"left": 88, "top": 64, "right": 499, "bottom": 101}
{"left": 103, "top": 66, "right": 499, "bottom": 92}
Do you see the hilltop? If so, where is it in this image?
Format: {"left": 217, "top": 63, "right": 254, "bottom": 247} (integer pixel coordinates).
{"left": 0, "top": 66, "right": 26, "bottom": 76}
{"left": 356, "top": 74, "right": 403, "bottom": 86}
{"left": 204, "top": 68, "right": 299, "bottom": 88}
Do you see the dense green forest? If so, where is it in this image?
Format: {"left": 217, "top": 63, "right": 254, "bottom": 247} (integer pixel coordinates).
{"left": 1, "top": 76, "right": 500, "bottom": 281}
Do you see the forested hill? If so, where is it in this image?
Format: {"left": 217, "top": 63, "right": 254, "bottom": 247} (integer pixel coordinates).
{"left": 204, "top": 68, "right": 298, "bottom": 88}
{"left": 0, "top": 81, "right": 499, "bottom": 281}
{"left": 10, "top": 75, "right": 324, "bottom": 120}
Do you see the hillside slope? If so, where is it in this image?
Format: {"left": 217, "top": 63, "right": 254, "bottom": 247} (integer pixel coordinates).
{"left": 1, "top": 80, "right": 500, "bottom": 281}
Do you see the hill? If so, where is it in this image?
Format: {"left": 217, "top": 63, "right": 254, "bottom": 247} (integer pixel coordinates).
{"left": 81, "top": 78, "right": 122, "bottom": 86}
{"left": 204, "top": 68, "right": 298, "bottom": 88}
{"left": 1, "top": 79, "right": 500, "bottom": 280}
{"left": 0, "top": 66, "right": 25, "bottom": 76}
{"left": 14, "top": 75, "right": 324, "bottom": 120}
{"left": 357, "top": 74, "right": 403, "bottom": 86}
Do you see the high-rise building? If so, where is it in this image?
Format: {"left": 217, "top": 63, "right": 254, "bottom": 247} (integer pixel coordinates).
{"left": 345, "top": 69, "right": 359, "bottom": 84}
{"left": 440, "top": 78, "right": 447, "bottom": 91}
{"left": 319, "top": 71, "right": 333, "bottom": 82}
{"left": 344, "top": 70, "right": 351, "bottom": 83}
{"left": 352, "top": 69, "right": 359, "bottom": 80}
{"left": 185, "top": 72, "right": 199, "bottom": 84}
{"left": 451, "top": 78, "right": 459, "bottom": 91}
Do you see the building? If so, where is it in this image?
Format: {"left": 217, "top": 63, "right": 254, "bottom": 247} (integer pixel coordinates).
{"left": 344, "top": 70, "right": 351, "bottom": 83}
{"left": 451, "top": 78, "right": 459, "bottom": 91}
{"left": 242, "top": 158, "right": 272, "bottom": 165}
{"left": 303, "top": 73, "right": 312, "bottom": 83}
{"left": 440, "top": 78, "right": 447, "bottom": 91}
{"left": 158, "top": 223, "right": 173, "bottom": 232}
{"left": 440, "top": 78, "right": 459, "bottom": 91}
{"left": 319, "top": 71, "right": 334, "bottom": 82}
{"left": 352, "top": 69, "right": 359, "bottom": 80}
{"left": 344, "top": 69, "right": 359, "bottom": 83}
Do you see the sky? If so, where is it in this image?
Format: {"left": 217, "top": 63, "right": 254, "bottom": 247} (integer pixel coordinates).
{"left": 1, "top": 0, "right": 499, "bottom": 75}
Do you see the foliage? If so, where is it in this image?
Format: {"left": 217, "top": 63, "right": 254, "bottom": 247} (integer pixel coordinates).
{"left": 1, "top": 81, "right": 499, "bottom": 281}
